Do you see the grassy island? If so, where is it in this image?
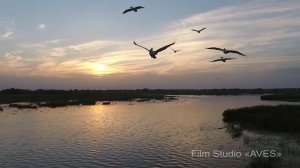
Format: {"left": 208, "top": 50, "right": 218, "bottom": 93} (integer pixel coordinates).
{"left": 0, "top": 88, "right": 167, "bottom": 108}
{"left": 223, "top": 105, "right": 300, "bottom": 132}
{"left": 261, "top": 92, "right": 300, "bottom": 102}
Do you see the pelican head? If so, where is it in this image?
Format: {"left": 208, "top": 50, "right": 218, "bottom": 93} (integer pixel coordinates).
{"left": 223, "top": 48, "right": 229, "bottom": 54}
{"left": 149, "top": 48, "right": 154, "bottom": 55}
{"left": 149, "top": 48, "right": 156, "bottom": 59}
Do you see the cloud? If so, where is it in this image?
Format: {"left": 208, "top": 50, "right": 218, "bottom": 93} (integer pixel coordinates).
{"left": 1, "top": 0, "right": 300, "bottom": 89}
{"left": 37, "top": 24, "right": 47, "bottom": 30}
{"left": 42, "top": 40, "right": 123, "bottom": 59}
{"left": 49, "top": 48, "right": 66, "bottom": 57}
{"left": 155, "top": 0, "right": 300, "bottom": 72}
{"left": 69, "top": 40, "right": 121, "bottom": 52}
{"left": 0, "top": 52, "right": 31, "bottom": 76}
{"left": 18, "top": 39, "right": 66, "bottom": 49}
{"left": 45, "top": 39, "right": 66, "bottom": 45}
{"left": 2, "top": 29, "right": 13, "bottom": 39}
{"left": 4, "top": 52, "right": 22, "bottom": 61}
{"left": 0, "top": 19, "right": 16, "bottom": 39}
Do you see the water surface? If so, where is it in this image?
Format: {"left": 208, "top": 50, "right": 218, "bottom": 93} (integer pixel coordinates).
{"left": 0, "top": 95, "right": 299, "bottom": 167}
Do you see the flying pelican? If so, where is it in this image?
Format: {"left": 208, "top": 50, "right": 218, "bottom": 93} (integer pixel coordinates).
{"left": 123, "top": 6, "right": 144, "bottom": 14}
{"left": 210, "top": 57, "right": 236, "bottom": 62}
{"left": 133, "top": 41, "right": 175, "bottom": 59}
{"left": 207, "top": 47, "right": 246, "bottom": 56}
{"left": 191, "top": 28, "right": 206, "bottom": 33}
{"left": 171, "top": 48, "right": 181, "bottom": 53}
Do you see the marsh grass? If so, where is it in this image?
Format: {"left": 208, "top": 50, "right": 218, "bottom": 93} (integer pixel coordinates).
{"left": 261, "top": 93, "right": 300, "bottom": 102}
{"left": 242, "top": 135, "right": 300, "bottom": 168}
{"left": 9, "top": 104, "right": 38, "bottom": 109}
{"left": 1, "top": 88, "right": 300, "bottom": 104}
{"left": 225, "top": 124, "right": 244, "bottom": 138}
{"left": 223, "top": 105, "right": 300, "bottom": 132}
{"left": 247, "top": 157, "right": 281, "bottom": 168}
{"left": 0, "top": 89, "right": 165, "bottom": 103}
{"left": 38, "top": 100, "right": 96, "bottom": 108}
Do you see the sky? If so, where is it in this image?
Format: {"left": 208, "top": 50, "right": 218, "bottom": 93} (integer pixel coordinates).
{"left": 0, "top": 0, "right": 300, "bottom": 89}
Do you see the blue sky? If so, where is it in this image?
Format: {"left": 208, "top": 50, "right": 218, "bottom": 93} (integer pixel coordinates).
{"left": 0, "top": 0, "right": 299, "bottom": 89}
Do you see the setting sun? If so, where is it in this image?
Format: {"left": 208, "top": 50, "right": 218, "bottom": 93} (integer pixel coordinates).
{"left": 90, "top": 63, "right": 120, "bottom": 76}
{"left": 96, "top": 64, "right": 106, "bottom": 71}
{"left": 91, "top": 63, "right": 107, "bottom": 75}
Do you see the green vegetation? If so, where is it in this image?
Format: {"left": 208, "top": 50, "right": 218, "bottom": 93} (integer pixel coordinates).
{"left": 0, "top": 88, "right": 167, "bottom": 108}
{"left": 38, "top": 99, "right": 97, "bottom": 108}
{"left": 0, "top": 88, "right": 299, "bottom": 108}
{"left": 0, "top": 88, "right": 165, "bottom": 103}
{"left": 261, "top": 92, "right": 300, "bottom": 102}
{"left": 9, "top": 104, "right": 38, "bottom": 109}
{"left": 247, "top": 157, "right": 281, "bottom": 168}
{"left": 223, "top": 105, "right": 300, "bottom": 132}
{"left": 1, "top": 88, "right": 300, "bottom": 103}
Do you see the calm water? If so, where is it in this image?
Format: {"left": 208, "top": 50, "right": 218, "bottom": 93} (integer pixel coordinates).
{"left": 0, "top": 96, "right": 299, "bottom": 168}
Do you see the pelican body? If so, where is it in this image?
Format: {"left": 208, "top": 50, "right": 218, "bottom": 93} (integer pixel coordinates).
{"left": 123, "top": 6, "right": 144, "bottom": 14}
{"left": 133, "top": 41, "right": 175, "bottom": 59}
{"left": 191, "top": 28, "right": 206, "bottom": 33}
{"left": 171, "top": 48, "right": 180, "bottom": 53}
{"left": 210, "top": 57, "right": 236, "bottom": 62}
{"left": 207, "top": 47, "right": 246, "bottom": 56}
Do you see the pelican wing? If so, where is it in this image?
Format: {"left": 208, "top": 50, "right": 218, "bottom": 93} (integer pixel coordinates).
{"left": 133, "top": 41, "right": 149, "bottom": 51}
{"left": 210, "top": 59, "right": 222, "bottom": 62}
{"left": 207, "top": 47, "right": 223, "bottom": 51}
{"left": 123, "top": 8, "right": 133, "bottom": 14}
{"left": 191, "top": 29, "right": 198, "bottom": 32}
{"left": 156, "top": 42, "right": 175, "bottom": 53}
{"left": 200, "top": 28, "right": 206, "bottom": 31}
{"left": 135, "top": 6, "right": 144, "bottom": 10}
{"left": 228, "top": 50, "right": 246, "bottom": 56}
{"left": 171, "top": 48, "right": 179, "bottom": 52}
{"left": 224, "top": 58, "right": 237, "bottom": 61}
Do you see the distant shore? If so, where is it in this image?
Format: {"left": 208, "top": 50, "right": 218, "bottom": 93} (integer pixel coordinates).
{"left": 261, "top": 93, "right": 300, "bottom": 102}
{"left": 1, "top": 88, "right": 299, "bottom": 108}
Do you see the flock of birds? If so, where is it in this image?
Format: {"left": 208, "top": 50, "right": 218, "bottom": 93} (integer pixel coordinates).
{"left": 123, "top": 5, "right": 246, "bottom": 62}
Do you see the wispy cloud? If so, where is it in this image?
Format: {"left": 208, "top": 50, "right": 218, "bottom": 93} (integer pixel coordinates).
{"left": 45, "top": 39, "right": 66, "bottom": 45}
{"left": 0, "top": 52, "right": 31, "bottom": 76}
{"left": 44, "top": 40, "right": 123, "bottom": 58}
{"left": 2, "top": 28, "right": 13, "bottom": 39}
{"left": 1, "top": 20, "right": 16, "bottom": 39}
{"left": 1, "top": 0, "right": 300, "bottom": 86}
{"left": 49, "top": 48, "right": 66, "bottom": 57}
{"left": 37, "top": 24, "right": 47, "bottom": 30}
{"left": 69, "top": 40, "right": 122, "bottom": 52}
{"left": 157, "top": 0, "right": 300, "bottom": 73}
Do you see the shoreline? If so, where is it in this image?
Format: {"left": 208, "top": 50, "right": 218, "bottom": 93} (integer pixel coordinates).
{"left": 1, "top": 88, "right": 299, "bottom": 108}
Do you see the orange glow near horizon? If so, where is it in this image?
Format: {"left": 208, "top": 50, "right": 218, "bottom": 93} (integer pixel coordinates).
{"left": 90, "top": 63, "right": 120, "bottom": 76}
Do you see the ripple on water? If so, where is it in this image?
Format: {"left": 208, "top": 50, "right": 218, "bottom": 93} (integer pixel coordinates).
{"left": 0, "top": 96, "right": 299, "bottom": 167}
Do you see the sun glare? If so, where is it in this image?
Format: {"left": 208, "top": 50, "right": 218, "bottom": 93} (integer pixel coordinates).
{"left": 96, "top": 64, "right": 106, "bottom": 71}
{"left": 91, "top": 63, "right": 117, "bottom": 76}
